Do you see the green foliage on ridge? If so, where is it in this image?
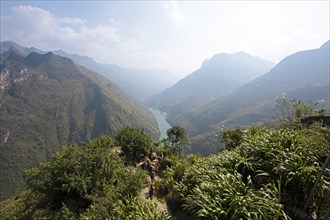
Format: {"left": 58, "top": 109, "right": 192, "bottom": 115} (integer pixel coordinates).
{"left": 220, "top": 128, "right": 244, "bottom": 150}
{"left": 0, "top": 135, "right": 168, "bottom": 219}
{"left": 158, "top": 116, "right": 329, "bottom": 219}
{"left": 166, "top": 125, "right": 190, "bottom": 156}
{"left": 115, "top": 127, "right": 152, "bottom": 164}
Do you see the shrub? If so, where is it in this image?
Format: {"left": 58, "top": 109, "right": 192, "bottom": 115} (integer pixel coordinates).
{"left": 115, "top": 127, "right": 152, "bottom": 164}
{"left": 23, "top": 135, "right": 147, "bottom": 218}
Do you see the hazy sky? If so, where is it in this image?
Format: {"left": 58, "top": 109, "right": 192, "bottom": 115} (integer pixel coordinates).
{"left": 1, "top": 1, "right": 329, "bottom": 77}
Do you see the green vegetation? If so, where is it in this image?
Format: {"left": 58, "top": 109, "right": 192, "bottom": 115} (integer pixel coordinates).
{"left": 154, "top": 101, "right": 330, "bottom": 219}
{"left": 0, "top": 134, "right": 168, "bottom": 219}
{"left": 274, "top": 98, "right": 326, "bottom": 128}
{"left": 220, "top": 128, "right": 244, "bottom": 150}
{"left": 157, "top": 123, "right": 329, "bottom": 219}
{"left": 166, "top": 125, "right": 190, "bottom": 156}
{"left": 115, "top": 127, "right": 152, "bottom": 164}
{"left": 1, "top": 98, "right": 329, "bottom": 219}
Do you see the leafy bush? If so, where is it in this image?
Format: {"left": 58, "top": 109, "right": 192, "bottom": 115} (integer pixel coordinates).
{"left": 22, "top": 135, "right": 147, "bottom": 218}
{"left": 0, "top": 193, "right": 27, "bottom": 220}
{"left": 173, "top": 123, "right": 329, "bottom": 219}
{"left": 155, "top": 154, "right": 190, "bottom": 199}
{"left": 166, "top": 126, "right": 190, "bottom": 156}
{"left": 220, "top": 128, "right": 244, "bottom": 150}
{"left": 113, "top": 196, "right": 169, "bottom": 220}
{"left": 237, "top": 128, "right": 329, "bottom": 215}
{"left": 79, "top": 196, "right": 169, "bottom": 220}
{"left": 115, "top": 127, "right": 152, "bottom": 163}
{"left": 183, "top": 173, "right": 284, "bottom": 219}
{"left": 175, "top": 151, "right": 286, "bottom": 219}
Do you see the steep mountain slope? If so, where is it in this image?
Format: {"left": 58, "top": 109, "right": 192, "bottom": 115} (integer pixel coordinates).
{"left": 52, "top": 49, "right": 177, "bottom": 100}
{"left": 91, "top": 64, "right": 177, "bottom": 101}
{"left": 0, "top": 41, "right": 44, "bottom": 55}
{"left": 1, "top": 41, "right": 176, "bottom": 101}
{"left": 148, "top": 52, "right": 274, "bottom": 115}
{"left": 0, "top": 51, "right": 159, "bottom": 200}
{"left": 172, "top": 41, "right": 330, "bottom": 155}
{"left": 0, "top": 46, "right": 25, "bottom": 62}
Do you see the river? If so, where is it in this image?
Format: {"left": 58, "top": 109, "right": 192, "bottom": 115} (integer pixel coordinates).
{"left": 150, "top": 109, "right": 171, "bottom": 140}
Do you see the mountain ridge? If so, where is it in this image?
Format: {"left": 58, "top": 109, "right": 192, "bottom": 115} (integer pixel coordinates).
{"left": 148, "top": 51, "right": 274, "bottom": 115}
{"left": 170, "top": 40, "right": 330, "bottom": 155}
{"left": 0, "top": 50, "right": 159, "bottom": 199}
{"left": 1, "top": 41, "right": 177, "bottom": 101}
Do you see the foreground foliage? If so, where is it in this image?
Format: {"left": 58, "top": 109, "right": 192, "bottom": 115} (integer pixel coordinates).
{"left": 166, "top": 125, "right": 190, "bottom": 156}
{"left": 0, "top": 135, "right": 167, "bottom": 219}
{"left": 160, "top": 120, "right": 329, "bottom": 219}
{"left": 115, "top": 127, "right": 152, "bottom": 164}
{"left": 1, "top": 100, "right": 329, "bottom": 219}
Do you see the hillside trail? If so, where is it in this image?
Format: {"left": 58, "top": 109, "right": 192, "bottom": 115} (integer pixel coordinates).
{"left": 139, "top": 177, "right": 169, "bottom": 214}
{"left": 138, "top": 150, "right": 174, "bottom": 219}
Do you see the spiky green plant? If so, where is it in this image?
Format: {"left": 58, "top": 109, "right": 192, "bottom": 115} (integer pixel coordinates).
{"left": 174, "top": 123, "right": 329, "bottom": 219}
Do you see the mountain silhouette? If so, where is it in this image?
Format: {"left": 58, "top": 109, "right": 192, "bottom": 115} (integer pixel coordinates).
{"left": 148, "top": 52, "right": 274, "bottom": 115}
{"left": 171, "top": 41, "right": 330, "bottom": 155}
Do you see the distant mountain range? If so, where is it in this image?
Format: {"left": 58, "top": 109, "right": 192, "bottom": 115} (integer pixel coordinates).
{"left": 0, "top": 41, "right": 44, "bottom": 56}
{"left": 1, "top": 41, "right": 177, "bottom": 101}
{"left": 148, "top": 52, "right": 274, "bottom": 115}
{"left": 52, "top": 49, "right": 177, "bottom": 101}
{"left": 170, "top": 41, "right": 330, "bottom": 155}
{"left": 0, "top": 48, "right": 159, "bottom": 199}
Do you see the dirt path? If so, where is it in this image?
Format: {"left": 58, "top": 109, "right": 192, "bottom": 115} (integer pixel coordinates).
{"left": 139, "top": 186, "right": 149, "bottom": 200}
{"left": 138, "top": 150, "right": 174, "bottom": 218}
{"left": 139, "top": 184, "right": 171, "bottom": 216}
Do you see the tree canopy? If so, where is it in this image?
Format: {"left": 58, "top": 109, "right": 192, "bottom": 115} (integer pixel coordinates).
{"left": 166, "top": 125, "right": 190, "bottom": 156}
{"left": 220, "top": 128, "right": 244, "bottom": 150}
{"left": 115, "top": 127, "right": 152, "bottom": 163}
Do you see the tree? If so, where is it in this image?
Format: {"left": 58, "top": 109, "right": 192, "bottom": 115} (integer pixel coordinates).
{"left": 115, "top": 127, "right": 152, "bottom": 164}
{"left": 220, "top": 129, "right": 244, "bottom": 150}
{"left": 166, "top": 126, "right": 190, "bottom": 156}
{"left": 275, "top": 98, "right": 325, "bottom": 128}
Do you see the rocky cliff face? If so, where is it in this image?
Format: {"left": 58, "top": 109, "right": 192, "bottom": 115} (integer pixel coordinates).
{"left": 0, "top": 61, "right": 47, "bottom": 91}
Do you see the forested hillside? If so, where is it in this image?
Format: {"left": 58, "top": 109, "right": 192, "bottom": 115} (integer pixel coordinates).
{"left": 0, "top": 50, "right": 159, "bottom": 200}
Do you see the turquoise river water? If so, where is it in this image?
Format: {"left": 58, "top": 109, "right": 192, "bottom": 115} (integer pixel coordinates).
{"left": 150, "top": 109, "right": 171, "bottom": 140}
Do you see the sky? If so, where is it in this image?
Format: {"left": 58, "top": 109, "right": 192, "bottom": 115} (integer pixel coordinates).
{"left": 1, "top": 1, "right": 329, "bottom": 78}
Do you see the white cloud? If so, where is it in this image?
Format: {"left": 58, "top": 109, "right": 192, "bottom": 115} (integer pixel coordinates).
{"left": 80, "top": 25, "right": 122, "bottom": 43}
{"left": 165, "top": 1, "right": 185, "bottom": 26}
{"left": 1, "top": 5, "right": 143, "bottom": 64}
{"left": 58, "top": 17, "right": 86, "bottom": 25}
